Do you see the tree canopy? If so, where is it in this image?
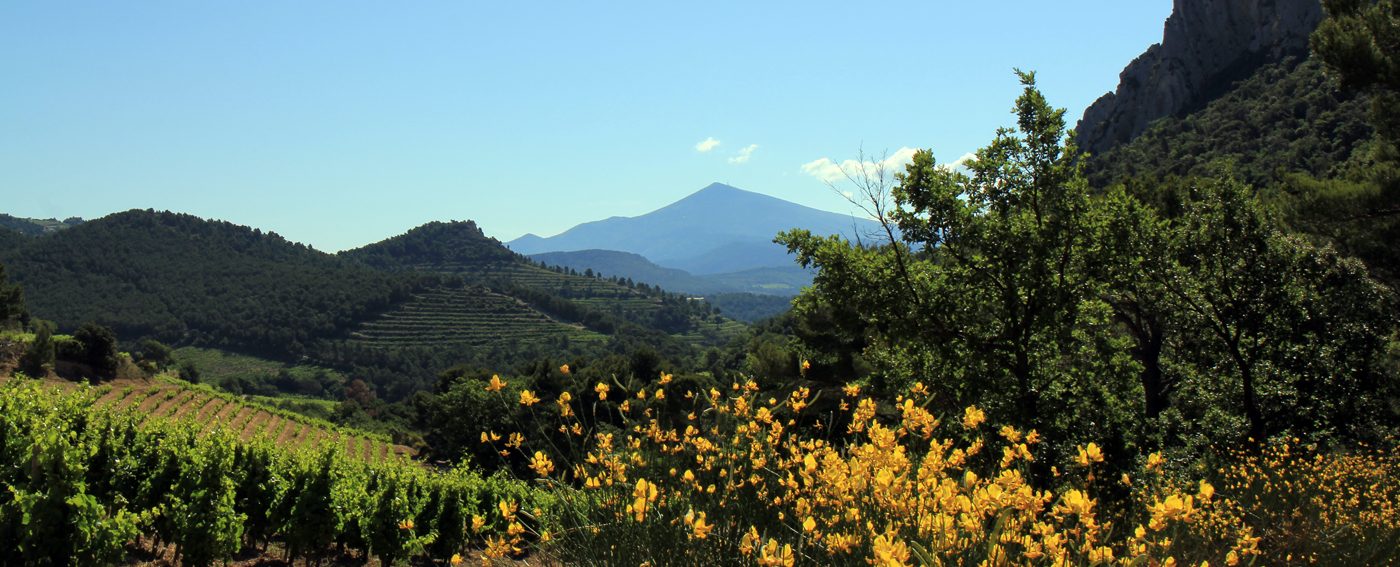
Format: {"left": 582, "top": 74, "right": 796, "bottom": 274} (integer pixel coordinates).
{"left": 779, "top": 73, "right": 1398, "bottom": 474}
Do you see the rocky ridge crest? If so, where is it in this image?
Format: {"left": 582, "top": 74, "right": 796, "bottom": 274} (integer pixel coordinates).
{"left": 1077, "top": 0, "right": 1323, "bottom": 155}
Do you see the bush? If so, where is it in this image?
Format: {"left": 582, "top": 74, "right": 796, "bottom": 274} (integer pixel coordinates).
{"left": 18, "top": 320, "right": 55, "bottom": 376}
{"left": 72, "top": 322, "right": 119, "bottom": 379}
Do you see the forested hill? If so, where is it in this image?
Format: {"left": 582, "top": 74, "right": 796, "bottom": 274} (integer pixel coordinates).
{"left": 1085, "top": 57, "right": 1372, "bottom": 190}
{"left": 339, "top": 220, "right": 516, "bottom": 270}
{"left": 0, "top": 209, "right": 417, "bottom": 356}
{"left": 1076, "top": 0, "right": 1322, "bottom": 155}
{"left": 0, "top": 213, "right": 84, "bottom": 236}
{"left": 0, "top": 227, "right": 24, "bottom": 252}
{"left": 0, "top": 211, "right": 744, "bottom": 401}
{"left": 341, "top": 221, "right": 747, "bottom": 351}
{"left": 1077, "top": 0, "right": 1396, "bottom": 285}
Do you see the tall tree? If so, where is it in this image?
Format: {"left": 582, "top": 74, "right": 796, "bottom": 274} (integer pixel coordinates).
{"left": 1314, "top": 0, "right": 1400, "bottom": 153}
{"left": 18, "top": 320, "right": 56, "bottom": 377}
{"left": 781, "top": 72, "right": 1138, "bottom": 465}
{"left": 1307, "top": 0, "right": 1400, "bottom": 282}
{"left": 0, "top": 262, "right": 26, "bottom": 330}
{"left": 1163, "top": 177, "right": 1397, "bottom": 443}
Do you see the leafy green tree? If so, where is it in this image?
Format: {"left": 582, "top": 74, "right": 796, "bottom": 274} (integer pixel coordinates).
{"left": 72, "top": 322, "right": 119, "bottom": 379}
{"left": 1314, "top": 0, "right": 1400, "bottom": 153}
{"left": 781, "top": 72, "right": 1137, "bottom": 466}
{"left": 134, "top": 338, "right": 174, "bottom": 372}
{"left": 18, "top": 320, "right": 56, "bottom": 377}
{"left": 1098, "top": 190, "right": 1178, "bottom": 424}
{"left": 1161, "top": 177, "right": 1397, "bottom": 443}
{"left": 0, "top": 262, "right": 25, "bottom": 330}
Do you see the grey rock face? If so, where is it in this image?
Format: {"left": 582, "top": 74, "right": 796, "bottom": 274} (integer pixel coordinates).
{"left": 1076, "top": 0, "right": 1323, "bottom": 155}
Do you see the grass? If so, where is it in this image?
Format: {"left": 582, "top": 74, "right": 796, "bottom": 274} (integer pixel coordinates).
{"left": 172, "top": 345, "right": 346, "bottom": 386}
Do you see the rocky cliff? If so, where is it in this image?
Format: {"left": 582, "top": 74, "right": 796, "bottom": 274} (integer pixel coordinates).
{"left": 1076, "top": 0, "right": 1323, "bottom": 155}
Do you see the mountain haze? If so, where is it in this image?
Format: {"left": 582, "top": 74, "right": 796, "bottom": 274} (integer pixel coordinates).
{"left": 508, "top": 183, "right": 882, "bottom": 275}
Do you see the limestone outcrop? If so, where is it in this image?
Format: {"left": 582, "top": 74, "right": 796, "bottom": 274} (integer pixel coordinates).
{"left": 1076, "top": 0, "right": 1323, "bottom": 155}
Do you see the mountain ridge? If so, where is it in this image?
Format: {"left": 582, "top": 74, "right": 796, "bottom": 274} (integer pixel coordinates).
{"left": 507, "top": 182, "right": 882, "bottom": 275}
{"left": 1076, "top": 0, "right": 1324, "bottom": 155}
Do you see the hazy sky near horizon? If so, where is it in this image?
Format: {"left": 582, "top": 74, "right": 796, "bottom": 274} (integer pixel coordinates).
{"left": 2, "top": 1, "right": 1172, "bottom": 252}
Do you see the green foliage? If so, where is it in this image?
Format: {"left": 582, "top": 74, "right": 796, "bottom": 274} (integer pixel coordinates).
{"left": 1147, "top": 178, "right": 1398, "bottom": 445}
{"left": 277, "top": 449, "right": 341, "bottom": 562}
{"left": 133, "top": 338, "right": 174, "bottom": 372}
{"left": 167, "top": 430, "right": 244, "bottom": 567}
{"left": 779, "top": 73, "right": 1399, "bottom": 478}
{"left": 1306, "top": 0, "right": 1400, "bottom": 284}
{"left": 0, "top": 210, "right": 417, "bottom": 358}
{"left": 782, "top": 72, "right": 1140, "bottom": 470}
{"left": 0, "top": 261, "right": 26, "bottom": 330}
{"left": 0, "top": 385, "right": 139, "bottom": 566}
{"left": 362, "top": 470, "right": 433, "bottom": 566}
{"left": 1086, "top": 58, "right": 1373, "bottom": 190}
{"left": 18, "top": 320, "right": 55, "bottom": 377}
{"left": 1314, "top": 0, "right": 1400, "bottom": 150}
{"left": 0, "top": 380, "right": 543, "bottom": 565}
{"left": 71, "top": 322, "right": 119, "bottom": 380}
{"left": 704, "top": 292, "right": 793, "bottom": 323}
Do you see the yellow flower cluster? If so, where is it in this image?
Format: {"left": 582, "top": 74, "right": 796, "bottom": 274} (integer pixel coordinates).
{"left": 483, "top": 369, "right": 1397, "bottom": 565}
{"left": 527, "top": 374, "right": 1263, "bottom": 565}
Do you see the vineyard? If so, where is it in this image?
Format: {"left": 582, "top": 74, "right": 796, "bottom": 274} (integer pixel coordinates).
{"left": 348, "top": 261, "right": 748, "bottom": 351}
{"left": 11, "top": 372, "right": 414, "bottom": 463}
{"left": 349, "top": 285, "right": 607, "bottom": 349}
{"left": 0, "top": 379, "right": 542, "bottom": 566}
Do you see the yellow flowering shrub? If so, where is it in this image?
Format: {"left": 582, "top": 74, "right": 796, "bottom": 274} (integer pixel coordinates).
{"left": 474, "top": 370, "right": 1398, "bottom": 565}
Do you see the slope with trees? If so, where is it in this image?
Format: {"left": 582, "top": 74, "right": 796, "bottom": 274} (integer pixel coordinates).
{"left": 0, "top": 210, "right": 418, "bottom": 357}
{"left": 779, "top": 73, "right": 1397, "bottom": 473}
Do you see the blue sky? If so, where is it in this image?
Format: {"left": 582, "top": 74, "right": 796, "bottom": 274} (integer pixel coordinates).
{"left": 1, "top": 1, "right": 1172, "bottom": 252}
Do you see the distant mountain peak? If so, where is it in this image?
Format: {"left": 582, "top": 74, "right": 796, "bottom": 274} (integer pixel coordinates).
{"left": 506, "top": 182, "right": 880, "bottom": 274}
{"left": 697, "top": 182, "right": 741, "bottom": 193}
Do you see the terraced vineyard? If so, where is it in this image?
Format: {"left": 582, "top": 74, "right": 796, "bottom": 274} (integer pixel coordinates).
{"left": 676, "top": 317, "right": 750, "bottom": 346}
{"left": 88, "top": 376, "right": 413, "bottom": 462}
{"left": 349, "top": 284, "right": 609, "bottom": 348}
{"left": 353, "top": 251, "right": 748, "bottom": 348}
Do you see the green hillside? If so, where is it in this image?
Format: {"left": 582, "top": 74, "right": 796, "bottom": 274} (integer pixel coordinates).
{"left": 0, "top": 227, "right": 23, "bottom": 254}
{"left": 0, "top": 212, "right": 748, "bottom": 405}
{"left": 0, "top": 213, "right": 83, "bottom": 236}
{"left": 348, "top": 284, "right": 608, "bottom": 349}
{"left": 344, "top": 221, "right": 747, "bottom": 346}
{"left": 1086, "top": 57, "right": 1373, "bottom": 189}
{"left": 0, "top": 210, "right": 417, "bottom": 356}
{"left": 1083, "top": 54, "right": 1398, "bottom": 285}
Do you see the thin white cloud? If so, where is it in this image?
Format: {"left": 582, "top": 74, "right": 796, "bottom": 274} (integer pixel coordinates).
{"left": 941, "top": 152, "right": 978, "bottom": 172}
{"left": 800, "top": 146, "right": 919, "bottom": 183}
{"left": 694, "top": 137, "right": 721, "bottom": 153}
{"left": 801, "top": 147, "right": 975, "bottom": 182}
{"left": 728, "top": 144, "right": 758, "bottom": 164}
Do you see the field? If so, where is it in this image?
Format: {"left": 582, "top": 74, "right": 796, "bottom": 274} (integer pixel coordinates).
{"left": 173, "top": 345, "right": 346, "bottom": 386}
{"left": 83, "top": 375, "right": 413, "bottom": 462}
